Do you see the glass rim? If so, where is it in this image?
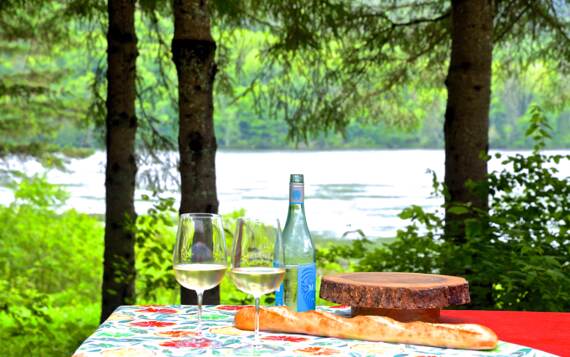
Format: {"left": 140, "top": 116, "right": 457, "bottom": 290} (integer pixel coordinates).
{"left": 236, "top": 217, "right": 281, "bottom": 224}
{"left": 179, "top": 213, "right": 222, "bottom": 219}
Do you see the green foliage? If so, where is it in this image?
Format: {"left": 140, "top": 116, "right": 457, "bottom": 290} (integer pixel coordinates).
{"left": 479, "top": 105, "right": 570, "bottom": 310}
{"left": 361, "top": 206, "right": 443, "bottom": 274}
{"left": 0, "top": 1, "right": 102, "bottom": 163}
{"left": 0, "top": 179, "right": 270, "bottom": 356}
{"left": 0, "top": 294, "right": 99, "bottom": 356}
{"left": 317, "top": 238, "right": 372, "bottom": 272}
{"left": 4, "top": 0, "right": 566, "bottom": 151}
{"left": 2, "top": 9, "right": 568, "bottom": 154}
{"left": 0, "top": 175, "right": 103, "bottom": 355}
{"left": 0, "top": 175, "right": 103, "bottom": 302}
{"left": 9, "top": 173, "right": 69, "bottom": 208}
{"left": 121, "top": 19, "right": 570, "bottom": 150}
{"left": 231, "top": 0, "right": 570, "bottom": 144}
{"left": 135, "top": 194, "right": 178, "bottom": 304}
{"left": 320, "top": 106, "right": 570, "bottom": 311}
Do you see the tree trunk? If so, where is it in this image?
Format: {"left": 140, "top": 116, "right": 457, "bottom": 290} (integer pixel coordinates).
{"left": 444, "top": 0, "right": 493, "bottom": 243}
{"left": 101, "top": 0, "right": 138, "bottom": 322}
{"left": 172, "top": 0, "right": 219, "bottom": 305}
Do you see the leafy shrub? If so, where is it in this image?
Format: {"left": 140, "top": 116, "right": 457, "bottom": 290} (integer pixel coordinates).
{"left": 135, "top": 194, "right": 178, "bottom": 304}
{"left": 0, "top": 178, "right": 257, "bottom": 356}
{"left": 0, "top": 175, "right": 104, "bottom": 304}
{"left": 321, "top": 105, "right": 570, "bottom": 311}
{"left": 0, "top": 175, "right": 103, "bottom": 355}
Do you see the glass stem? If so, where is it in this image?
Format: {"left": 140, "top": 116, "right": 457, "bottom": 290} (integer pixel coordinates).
{"left": 254, "top": 296, "right": 261, "bottom": 346}
{"left": 197, "top": 291, "right": 204, "bottom": 336}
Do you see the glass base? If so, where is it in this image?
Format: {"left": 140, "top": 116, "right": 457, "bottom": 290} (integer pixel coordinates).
{"left": 232, "top": 343, "right": 284, "bottom": 356}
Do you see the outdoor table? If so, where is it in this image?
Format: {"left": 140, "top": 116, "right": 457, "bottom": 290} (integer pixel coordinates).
{"left": 73, "top": 305, "right": 568, "bottom": 356}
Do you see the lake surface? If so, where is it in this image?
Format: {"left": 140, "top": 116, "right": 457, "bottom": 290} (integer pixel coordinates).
{"left": 2, "top": 149, "right": 568, "bottom": 239}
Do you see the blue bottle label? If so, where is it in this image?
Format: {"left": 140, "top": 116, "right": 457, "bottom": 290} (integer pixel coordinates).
{"left": 275, "top": 260, "right": 284, "bottom": 305}
{"left": 274, "top": 263, "right": 316, "bottom": 310}
{"left": 290, "top": 184, "right": 304, "bottom": 204}
{"left": 297, "top": 262, "right": 316, "bottom": 311}
{"left": 275, "top": 281, "right": 284, "bottom": 305}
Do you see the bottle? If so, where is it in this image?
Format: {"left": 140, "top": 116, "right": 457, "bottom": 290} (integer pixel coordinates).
{"left": 275, "top": 174, "right": 316, "bottom": 311}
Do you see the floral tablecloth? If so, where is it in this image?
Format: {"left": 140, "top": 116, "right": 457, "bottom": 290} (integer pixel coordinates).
{"left": 73, "top": 305, "right": 555, "bottom": 357}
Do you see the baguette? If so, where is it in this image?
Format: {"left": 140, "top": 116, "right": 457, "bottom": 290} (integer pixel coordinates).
{"left": 234, "top": 307, "right": 497, "bottom": 350}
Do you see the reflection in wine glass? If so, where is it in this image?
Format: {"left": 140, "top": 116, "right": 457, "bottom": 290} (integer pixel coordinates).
{"left": 173, "top": 213, "right": 228, "bottom": 340}
{"left": 231, "top": 218, "right": 285, "bottom": 348}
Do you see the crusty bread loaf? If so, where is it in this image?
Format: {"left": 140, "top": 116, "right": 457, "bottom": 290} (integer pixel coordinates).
{"left": 234, "top": 307, "right": 497, "bottom": 350}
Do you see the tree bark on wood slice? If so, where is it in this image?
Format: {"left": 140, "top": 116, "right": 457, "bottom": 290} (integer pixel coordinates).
{"left": 172, "top": 0, "right": 219, "bottom": 305}
{"left": 320, "top": 272, "right": 470, "bottom": 322}
{"left": 352, "top": 307, "right": 441, "bottom": 323}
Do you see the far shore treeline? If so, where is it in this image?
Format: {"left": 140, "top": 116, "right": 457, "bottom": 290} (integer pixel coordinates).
{"left": 1, "top": 10, "right": 569, "bottom": 153}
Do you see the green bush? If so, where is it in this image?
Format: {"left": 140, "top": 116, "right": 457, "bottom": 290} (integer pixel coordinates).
{"left": 0, "top": 175, "right": 103, "bottom": 355}
{"left": 0, "top": 180, "right": 256, "bottom": 356}
{"left": 322, "top": 105, "right": 570, "bottom": 311}
{"left": 135, "top": 194, "right": 179, "bottom": 304}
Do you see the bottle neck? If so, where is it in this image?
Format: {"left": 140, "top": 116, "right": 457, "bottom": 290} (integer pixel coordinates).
{"left": 289, "top": 183, "right": 304, "bottom": 206}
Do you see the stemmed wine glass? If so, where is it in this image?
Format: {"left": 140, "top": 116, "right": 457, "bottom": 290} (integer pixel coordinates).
{"left": 173, "top": 213, "right": 228, "bottom": 338}
{"left": 230, "top": 218, "right": 285, "bottom": 347}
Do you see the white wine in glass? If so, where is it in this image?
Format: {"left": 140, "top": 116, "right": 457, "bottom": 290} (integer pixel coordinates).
{"left": 230, "top": 218, "right": 285, "bottom": 347}
{"left": 173, "top": 213, "right": 228, "bottom": 338}
{"left": 174, "top": 263, "right": 227, "bottom": 292}
{"left": 231, "top": 267, "right": 285, "bottom": 297}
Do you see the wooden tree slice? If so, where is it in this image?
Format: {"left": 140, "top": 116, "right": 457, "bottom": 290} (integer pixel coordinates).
{"left": 320, "top": 272, "right": 470, "bottom": 322}
{"left": 351, "top": 307, "right": 441, "bottom": 322}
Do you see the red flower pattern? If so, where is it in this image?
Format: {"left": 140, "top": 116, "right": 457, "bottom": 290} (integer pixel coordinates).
{"left": 136, "top": 307, "right": 178, "bottom": 314}
{"left": 262, "top": 335, "right": 309, "bottom": 343}
{"left": 160, "top": 338, "right": 212, "bottom": 348}
{"left": 158, "top": 330, "right": 199, "bottom": 338}
{"left": 295, "top": 346, "right": 340, "bottom": 355}
{"left": 130, "top": 321, "right": 176, "bottom": 328}
{"left": 215, "top": 305, "right": 248, "bottom": 311}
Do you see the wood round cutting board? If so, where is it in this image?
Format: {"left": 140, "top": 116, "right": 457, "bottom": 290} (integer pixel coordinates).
{"left": 320, "top": 272, "right": 470, "bottom": 322}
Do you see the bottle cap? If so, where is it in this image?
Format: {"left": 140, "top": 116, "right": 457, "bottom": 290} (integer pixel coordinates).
{"left": 290, "top": 174, "right": 304, "bottom": 184}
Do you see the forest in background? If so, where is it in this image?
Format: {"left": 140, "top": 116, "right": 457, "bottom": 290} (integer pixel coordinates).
{"left": 2, "top": 14, "right": 569, "bottom": 152}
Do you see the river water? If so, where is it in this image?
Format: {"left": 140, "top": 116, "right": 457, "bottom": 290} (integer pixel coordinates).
{"left": 1, "top": 149, "right": 568, "bottom": 239}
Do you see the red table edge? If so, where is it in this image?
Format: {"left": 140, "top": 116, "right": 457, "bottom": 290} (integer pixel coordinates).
{"left": 440, "top": 310, "right": 569, "bottom": 356}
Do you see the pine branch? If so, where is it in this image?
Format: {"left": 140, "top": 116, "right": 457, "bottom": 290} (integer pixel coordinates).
{"left": 135, "top": 76, "right": 176, "bottom": 152}
{"left": 147, "top": 9, "right": 178, "bottom": 109}
{"left": 530, "top": 0, "right": 570, "bottom": 44}
{"left": 495, "top": 0, "right": 532, "bottom": 43}
{"left": 356, "top": 8, "right": 451, "bottom": 28}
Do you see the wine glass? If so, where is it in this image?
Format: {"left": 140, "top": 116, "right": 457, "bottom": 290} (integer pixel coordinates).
{"left": 230, "top": 218, "right": 285, "bottom": 347}
{"left": 173, "top": 213, "right": 228, "bottom": 337}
